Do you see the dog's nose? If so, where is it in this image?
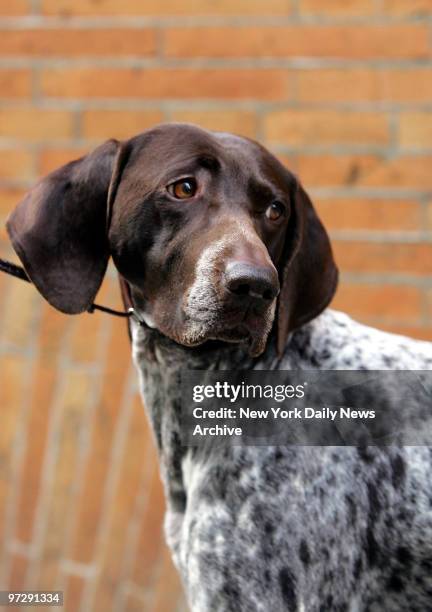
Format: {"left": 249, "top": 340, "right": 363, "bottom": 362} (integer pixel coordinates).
{"left": 224, "top": 262, "right": 280, "bottom": 302}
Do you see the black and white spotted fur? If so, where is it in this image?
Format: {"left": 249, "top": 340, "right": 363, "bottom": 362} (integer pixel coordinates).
{"left": 132, "top": 309, "right": 432, "bottom": 612}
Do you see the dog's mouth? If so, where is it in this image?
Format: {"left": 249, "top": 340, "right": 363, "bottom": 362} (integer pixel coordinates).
{"left": 181, "top": 302, "right": 275, "bottom": 356}
{"left": 185, "top": 305, "right": 266, "bottom": 332}
{"left": 213, "top": 324, "right": 251, "bottom": 343}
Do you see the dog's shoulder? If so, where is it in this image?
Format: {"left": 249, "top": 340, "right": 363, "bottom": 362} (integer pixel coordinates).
{"left": 284, "top": 309, "right": 432, "bottom": 370}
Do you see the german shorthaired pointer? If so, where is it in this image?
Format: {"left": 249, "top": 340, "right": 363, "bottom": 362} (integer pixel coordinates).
{"left": 7, "top": 124, "right": 432, "bottom": 611}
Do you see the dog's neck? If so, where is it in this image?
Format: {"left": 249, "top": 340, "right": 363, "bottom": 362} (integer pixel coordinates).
{"left": 131, "top": 322, "right": 268, "bottom": 438}
{"left": 130, "top": 321, "right": 283, "bottom": 510}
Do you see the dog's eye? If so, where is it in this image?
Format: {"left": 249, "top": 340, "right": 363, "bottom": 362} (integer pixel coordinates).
{"left": 265, "top": 201, "right": 285, "bottom": 221}
{"left": 168, "top": 178, "right": 197, "bottom": 199}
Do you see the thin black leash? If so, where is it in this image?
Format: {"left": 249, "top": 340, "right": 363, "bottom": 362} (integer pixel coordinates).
{"left": 0, "top": 256, "right": 147, "bottom": 326}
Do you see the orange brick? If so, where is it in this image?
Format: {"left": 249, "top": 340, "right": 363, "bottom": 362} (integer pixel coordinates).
{"left": 298, "top": 69, "right": 432, "bottom": 104}
{"left": 316, "top": 199, "right": 421, "bottom": 231}
{"left": 15, "top": 307, "right": 70, "bottom": 544}
{"left": 14, "top": 362, "right": 58, "bottom": 544}
{"left": 0, "top": 356, "right": 27, "bottom": 431}
{"left": 383, "top": 0, "right": 431, "bottom": 15}
{"left": 0, "top": 0, "right": 28, "bottom": 15}
{"left": 0, "top": 29, "right": 156, "bottom": 57}
{"left": 296, "top": 154, "right": 382, "bottom": 188}
{"left": 0, "top": 109, "right": 74, "bottom": 142}
{"left": 0, "top": 225, "right": 12, "bottom": 244}
{"left": 0, "top": 69, "right": 31, "bottom": 98}
{"left": 13, "top": 383, "right": 60, "bottom": 502}
{"left": 133, "top": 460, "right": 165, "bottom": 587}
{"left": 299, "top": 0, "right": 375, "bottom": 14}
{"left": 41, "top": 68, "right": 289, "bottom": 100}
{"left": 332, "top": 284, "right": 422, "bottom": 323}
{"left": 273, "top": 153, "right": 298, "bottom": 175}
{"left": 333, "top": 241, "right": 432, "bottom": 275}
{"left": 70, "top": 320, "right": 131, "bottom": 564}
{"left": 0, "top": 355, "right": 28, "bottom": 544}
{"left": 93, "top": 395, "right": 150, "bottom": 611}
{"left": 382, "top": 70, "right": 432, "bottom": 103}
{"left": 0, "top": 150, "right": 34, "bottom": 180}
{"left": 0, "top": 265, "right": 7, "bottom": 310}
{"left": 82, "top": 109, "right": 163, "bottom": 140}
{"left": 264, "top": 111, "right": 389, "bottom": 146}
{"left": 164, "top": 25, "right": 429, "bottom": 59}
{"left": 69, "top": 313, "right": 103, "bottom": 363}
{"left": 42, "top": 0, "right": 290, "bottom": 16}
{"left": 63, "top": 575, "right": 86, "bottom": 612}
{"left": 123, "top": 592, "right": 148, "bottom": 612}
{"left": 0, "top": 188, "right": 26, "bottom": 216}
{"left": 8, "top": 554, "right": 28, "bottom": 591}
{"left": 380, "top": 325, "right": 432, "bottom": 342}
{"left": 298, "top": 69, "right": 381, "bottom": 103}
{"left": 357, "top": 156, "right": 432, "bottom": 189}
{"left": 399, "top": 113, "right": 432, "bottom": 148}
{"left": 38, "top": 369, "right": 95, "bottom": 589}
{"left": 152, "top": 547, "right": 185, "bottom": 612}
{"left": 169, "top": 110, "right": 257, "bottom": 138}
{"left": 97, "top": 270, "right": 125, "bottom": 311}
{"left": 427, "top": 202, "right": 432, "bottom": 230}
{"left": 38, "top": 147, "right": 89, "bottom": 175}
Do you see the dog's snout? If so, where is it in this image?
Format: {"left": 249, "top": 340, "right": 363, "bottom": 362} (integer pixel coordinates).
{"left": 224, "top": 262, "right": 280, "bottom": 302}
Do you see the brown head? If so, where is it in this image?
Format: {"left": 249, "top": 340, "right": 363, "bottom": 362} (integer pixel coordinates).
{"left": 6, "top": 123, "right": 338, "bottom": 357}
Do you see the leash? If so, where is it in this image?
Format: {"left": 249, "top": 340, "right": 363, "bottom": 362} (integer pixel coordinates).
{"left": 0, "top": 256, "right": 147, "bottom": 326}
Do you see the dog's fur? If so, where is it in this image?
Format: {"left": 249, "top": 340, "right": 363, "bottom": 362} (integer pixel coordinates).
{"left": 6, "top": 123, "right": 432, "bottom": 611}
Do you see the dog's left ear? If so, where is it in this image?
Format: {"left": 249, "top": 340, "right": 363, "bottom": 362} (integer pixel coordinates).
{"left": 6, "top": 139, "right": 125, "bottom": 314}
{"left": 276, "top": 179, "right": 338, "bottom": 356}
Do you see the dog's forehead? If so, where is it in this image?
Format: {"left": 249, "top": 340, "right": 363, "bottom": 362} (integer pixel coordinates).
{"left": 125, "top": 123, "right": 288, "bottom": 186}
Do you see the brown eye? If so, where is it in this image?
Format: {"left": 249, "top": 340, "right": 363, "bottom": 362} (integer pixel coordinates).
{"left": 265, "top": 201, "right": 285, "bottom": 221}
{"left": 168, "top": 178, "right": 197, "bottom": 199}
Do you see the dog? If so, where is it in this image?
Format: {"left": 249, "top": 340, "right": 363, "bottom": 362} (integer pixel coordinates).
{"left": 6, "top": 123, "right": 432, "bottom": 611}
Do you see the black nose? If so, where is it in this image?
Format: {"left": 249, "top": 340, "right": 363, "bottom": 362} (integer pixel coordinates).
{"left": 224, "top": 262, "right": 280, "bottom": 302}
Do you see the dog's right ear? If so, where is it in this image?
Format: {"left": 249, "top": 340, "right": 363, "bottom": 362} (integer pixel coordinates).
{"left": 276, "top": 179, "right": 338, "bottom": 356}
{"left": 6, "top": 139, "right": 125, "bottom": 314}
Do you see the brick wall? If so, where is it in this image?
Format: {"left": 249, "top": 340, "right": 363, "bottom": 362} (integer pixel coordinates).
{"left": 0, "top": 1, "right": 431, "bottom": 611}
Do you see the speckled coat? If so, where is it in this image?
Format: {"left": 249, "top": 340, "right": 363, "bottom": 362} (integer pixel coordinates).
{"left": 132, "top": 309, "right": 432, "bottom": 612}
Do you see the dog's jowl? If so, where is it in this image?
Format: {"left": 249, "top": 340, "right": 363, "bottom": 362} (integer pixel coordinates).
{"left": 7, "top": 123, "right": 432, "bottom": 612}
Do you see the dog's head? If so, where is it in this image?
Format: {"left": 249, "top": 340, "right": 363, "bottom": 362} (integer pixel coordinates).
{"left": 7, "top": 123, "right": 337, "bottom": 357}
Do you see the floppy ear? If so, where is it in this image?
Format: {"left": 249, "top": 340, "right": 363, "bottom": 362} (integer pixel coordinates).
{"left": 6, "top": 139, "right": 122, "bottom": 314}
{"left": 276, "top": 179, "right": 338, "bottom": 356}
